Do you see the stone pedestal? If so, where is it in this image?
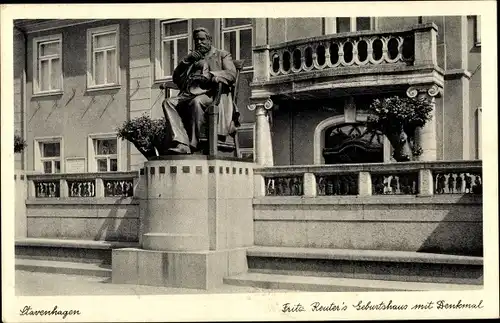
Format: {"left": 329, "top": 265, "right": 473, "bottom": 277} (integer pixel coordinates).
{"left": 112, "top": 156, "right": 254, "bottom": 289}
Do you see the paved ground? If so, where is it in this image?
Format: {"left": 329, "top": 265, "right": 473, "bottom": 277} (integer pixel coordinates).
{"left": 15, "top": 270, "right": 295, "bottom": 296}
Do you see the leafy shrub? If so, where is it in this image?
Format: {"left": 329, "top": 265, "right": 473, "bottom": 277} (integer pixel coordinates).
{"left": 116, "top": 114, "right": 169, "bottom": 159}
{"left": 365, "top": 95, "right": 433, "bottom": 161}
{"left": 14, "top": 135, "right": 27, "bottom": 153}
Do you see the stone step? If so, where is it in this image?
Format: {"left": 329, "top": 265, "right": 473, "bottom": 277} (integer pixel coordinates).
{"left": 15, "top": 238, "right": 139, "bottom": 265}
{"left": 16, "top": 258, "right": 111, "bottom": 277}
{"left": 246, "top": 246, "right": 483, "bottom": 285}
{"left": 224, "top": 272, "right": 482, "bottom": 292}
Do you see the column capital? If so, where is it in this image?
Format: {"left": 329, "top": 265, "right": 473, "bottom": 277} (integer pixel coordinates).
{"left": 406, "top": 84, "right": 442, "bottom": 99}
{"left": 247, "top": 98, "right": 274, "bottom": 112}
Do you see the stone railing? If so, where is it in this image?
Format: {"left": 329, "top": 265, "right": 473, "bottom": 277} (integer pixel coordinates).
{"left": 253, "top": 23, "right": 437, "bottom": 82}
{"left": 27, "top": 171, "right": 139, "bottom": 199}
{"left": 254, "top": 160, "right": 482, "bottom": 197}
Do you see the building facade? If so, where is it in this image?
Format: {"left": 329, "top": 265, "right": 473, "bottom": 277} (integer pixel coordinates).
{"left": 13, "top": 16, "right": 482, "bottom": 173}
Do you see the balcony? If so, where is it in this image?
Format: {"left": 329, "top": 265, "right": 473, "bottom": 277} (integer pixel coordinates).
{"left": 251, "top": 23, "right": 444, "bottom": 100}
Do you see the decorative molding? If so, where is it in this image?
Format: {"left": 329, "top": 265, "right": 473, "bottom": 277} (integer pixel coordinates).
{"left": 444, "top": 69, "right": 472, "bottom": 80}
{"left": 247, "top": 98, "right": 273, "bottom": 111}
{"left": 406, "top": 84, "right": 441, "bottom": 98}
{"left": 15, "top": 19, "right": 102, "bottom": 34}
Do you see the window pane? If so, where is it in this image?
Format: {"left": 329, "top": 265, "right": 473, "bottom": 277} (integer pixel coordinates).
{"left": 51, "top": 58, "right": 61, "bottom": 89}
{"left": 239, "top": 28, "right": 252, "bottom": 67}
{"left": 106, "top": 49, "right": 117, "bottom": 84}
{"left": 42, "top": 142, "right": 60, "bottom": 157}
{"left": 54, "top": 161, "right": 61, "bottom": 173}
{"left": 238, "top": 130, "right": 253, "bottom": 148}
{"left": 110, "top": 159, "right": 118, "bottom": 171}
{"left": 162, "top": 40, "right": 174, "bottom": 76}
{"left": 177, "top": 37, "right": 188, "bottom": 65}
{"left": 356, "top": 17, "right": 371, "bottom": 31}
{"left": 97, "top": 159, "right": 108, "bottom": 172}
{"left": 95, "top": 51, "right": 105, "bottom": 85}
{"left": 163, "top": 20, "right": 188, "bottom": 37}
{"left": 336, "top": 17, "right": 351, "bottom": 33}
{"left": 224, "top": 18, "right": 252, "bottom": 28}
{"left": 40, "top": 59, "right": 50, "bottom": 91}
{"left": 43, "top": 161, "right": 52, "bottom": 174}
{"left": 39, "top": 42, "right": 59, "bottom": 56}
{"left": 96, "top": 139, "right": 117, "bottom": 155}
{"left": 94, "top": 32, "right": 116, "bottom": 48}
{"left": 40, "top": 41, "right": 59, "bottom": 56}
{"left": 223, "top": 31, "right": 237, "bottom": 60}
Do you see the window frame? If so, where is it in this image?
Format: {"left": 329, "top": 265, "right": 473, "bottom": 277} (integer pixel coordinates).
{"left": 154, "top": 19, "right": 192, "bottom": 82}
{"left": 474, "top": 16, "right": 481, "bottom": 47}
{"left": 32, "top": 34, "right": 63, "bottom": 95}
{"left": 87, "top": 133, "right": 122, "bottom": 172}
{"left": 237, "top": 123, "right": 255, "bottom": 161}
{"left": 221, "top": 19, "right": 254, "bottom": 71}
{"left": 34, "top": 136, "right": 64, "bottom": 173}
{"left": 86, "top": 24, "right": 121, "bottom": 90}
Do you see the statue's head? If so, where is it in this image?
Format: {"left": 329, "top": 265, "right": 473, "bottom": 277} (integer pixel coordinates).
{"left": 193, "top": 27, "right": 212, "bottom": 54}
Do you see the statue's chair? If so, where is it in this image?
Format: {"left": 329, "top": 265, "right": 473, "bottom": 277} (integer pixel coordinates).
{"left": 160, "top": 59, "right": 244, "bottom": 158}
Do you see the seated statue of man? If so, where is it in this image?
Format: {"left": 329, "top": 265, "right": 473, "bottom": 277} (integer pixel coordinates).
{"left": 162, "top": 27, "right": 237, "bottom": 154}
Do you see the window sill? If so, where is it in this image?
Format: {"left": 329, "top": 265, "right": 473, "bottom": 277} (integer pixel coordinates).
{"left": 86, "top": 84, "right": 121, "bottom": 93}
{"left": 32, "top": 90, "right": 64, "bottom": 98}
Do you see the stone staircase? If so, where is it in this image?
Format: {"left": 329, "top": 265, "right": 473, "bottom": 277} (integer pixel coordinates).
{"left": 223, "top": 246, "right": 483, "bottom": 292}
{"left": 15, "top": 238, "right": 139, "bottom": 277}
{"left": 16, "top": 240, "right": 483, "bottom": 292}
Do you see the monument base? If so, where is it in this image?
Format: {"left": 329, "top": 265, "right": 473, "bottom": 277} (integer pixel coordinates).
{"left": 112, "top": 156, "right": 255, "bottom": 289}
{"left": 112, "top": 247, "right": 247, "bottom": 289}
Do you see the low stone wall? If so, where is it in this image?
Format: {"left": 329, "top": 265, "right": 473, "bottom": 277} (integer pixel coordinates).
{"left": 26, "top": 199, "right": 140, "bottom": 241}
{"left": 24, "top": 171, "right": 140, "bottom": 242}
{"left": 253, "top": 195, "right": 482, "bottom": 256}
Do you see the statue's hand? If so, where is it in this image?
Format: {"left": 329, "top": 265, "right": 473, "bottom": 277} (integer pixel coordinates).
{"left": 184, "top": 50, "right": 204, "bottom": 63}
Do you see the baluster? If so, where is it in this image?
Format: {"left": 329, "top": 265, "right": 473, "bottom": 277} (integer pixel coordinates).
{"left": 396, "top": 36, "right": 404, "bottom": 62}
{"left": 464, "top": 173, "right": 472, "bottom": 193}
{"left": 382, "top": 36, "right": 389, "bottom": 63}
{"left": 455, "top": 173, "right": 464, "bottom": 193}
{"left": 472, "top": 174, "right": 482, "bottom": 194}
{"left": 448, "top": 173, "right": 455, "bottom": 194}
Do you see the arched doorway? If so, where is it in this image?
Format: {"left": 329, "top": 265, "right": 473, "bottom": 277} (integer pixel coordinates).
{"left": 323, "top": 123, "right": 384, "bottom": 164}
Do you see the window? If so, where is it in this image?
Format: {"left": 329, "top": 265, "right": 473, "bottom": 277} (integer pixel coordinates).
{"left": 33, "top": 34, "right": 62, "bottom": 94}
{"left": 34, "top": 137, "right": 63, "bottom": 173}
{"left": 155, "top": 19, "right": 191, "bottom": 80}
{"left": 237, "top": 123, "right": 255, "bottom": 161}
{"left": 222, "top": 18, "right": 253, "bottom": 69}
{"left": 88, "top": 134, "right": 121, "bottom": 172}
{"left": 95, "top": 139, "right": 118, "bottom": 172}
{"left": 87, "top": 25, "right": 120, "bottom": 88}
{"left": 330, "top": 17, "right": 375, "bottom": 34}
{"left": 474, "top": 16, "right": 481, "bottom": 46}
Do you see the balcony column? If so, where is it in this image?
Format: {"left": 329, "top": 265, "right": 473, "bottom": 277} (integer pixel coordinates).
{"left": 248, "top": 98, "right": 274, "bottom": 166}
{"left": 407, "top": 84, "right": 441, "bottom": 161}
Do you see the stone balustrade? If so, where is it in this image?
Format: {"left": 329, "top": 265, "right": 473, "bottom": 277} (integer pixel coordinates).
{"left": 253, "top": 23, "right": 438, "bottom": 83}
{"left": 254, "top": 160, "right": 482, "bottom": 198}
{"left": 27, "top": 171, "right": 138, "bottom": 199}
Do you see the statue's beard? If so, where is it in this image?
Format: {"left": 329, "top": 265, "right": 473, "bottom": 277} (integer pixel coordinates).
{"left": 196, "top": 44, "right": 211, "bottom": 54}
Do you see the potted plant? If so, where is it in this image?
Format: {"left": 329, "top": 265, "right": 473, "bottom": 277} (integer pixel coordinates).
{"left": 116, "top": 114, "right": 170, "bottom": 160}
{"left": 365, "top": 95, "right": 433, "bottom": 162}
{"left": 14, "top": 134, "right": 27, "bottom": 153}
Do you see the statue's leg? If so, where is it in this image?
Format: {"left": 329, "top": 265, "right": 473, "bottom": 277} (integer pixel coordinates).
{"left": 187, "top": 94, "right": 213, "bottom": 149}
{"left": 162, "top": 95, "right": 192, "bottom": 147}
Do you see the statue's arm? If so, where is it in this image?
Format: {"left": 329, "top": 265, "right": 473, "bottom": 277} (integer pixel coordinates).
{"left": 210, "top": 51, "right": 237, "bottom": 85}
{"left": 172, "top": 60, "right": 191, "bottom": 88}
